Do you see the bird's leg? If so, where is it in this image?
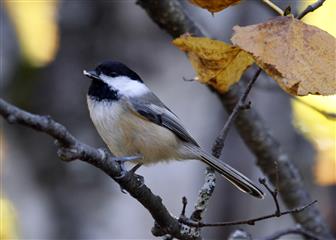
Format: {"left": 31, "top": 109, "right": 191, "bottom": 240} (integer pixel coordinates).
{"left": 97, "top": 148, "right": 142, "bottom": 173}
{"left": 114, "top": 155, "right": 143, "bottom": 173}
{"left": 111, "top": 154, "right": 143, "bottom": 194}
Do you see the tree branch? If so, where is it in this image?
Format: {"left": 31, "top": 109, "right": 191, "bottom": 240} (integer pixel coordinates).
{"left": 190, "top": 167, "right": 216, "bottom": 223}
{"left": 183, "top": 201, "right": 317, "bottom": 228}
{"left": 297, "top": 0, "right": 326, "bottom": 20}
{"left": 180, "top": 178, "right": 317, "bottom": 228}
{"left": 220, "top": 82, "right": 332, "bottom": 238}
{"left": 136, "top": 0, "right": 204, "bottom": 38}
{"left": 190, "top": 68, "right": 261, "bottom": 223}
{"left": 211, "top": 68, "right": 261, "bottom": 158}
{"left": 261, "top": 0, "right": 284, "bottom": 16}
{"left": 158, "top": 69, "right": 261, "bottom": 236}
{"left": 137, "top": 0, "right": 332, "bottom": 238}
{"left": 0, "top": 98, "right": 197, "bottom": 240}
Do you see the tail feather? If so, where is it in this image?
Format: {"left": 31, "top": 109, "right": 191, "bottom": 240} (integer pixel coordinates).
{"left": 194, "top": 148, "right": 264, "bottom": 199}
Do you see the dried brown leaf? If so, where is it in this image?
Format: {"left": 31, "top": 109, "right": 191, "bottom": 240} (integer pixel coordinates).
{"left": 173, "top": 35, "right": 254, "bottom": 93}
{"left": 189, "top": 0, "right": 240, "bottom": 13}
{"left": 231, "top": 16, "right": 336, "bottom": 96}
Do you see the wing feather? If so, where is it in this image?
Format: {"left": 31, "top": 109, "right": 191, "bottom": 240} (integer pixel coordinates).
{"left": 127, "top": 94, "right": 199, "bottom": 146}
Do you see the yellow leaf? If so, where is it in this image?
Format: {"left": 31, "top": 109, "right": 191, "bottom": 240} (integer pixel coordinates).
{"left": 292, "top": 95, "right": 336, "bottom": 185}
{"left": 189, "top": 0, "right": 241, "bottom": 13}
{"left": 4, "top": 0, "right": 59, "bottom": 67}
{"left": 293, "top": 0, "right": 336, "bottom": 186}
{"left": 300, "top": 0, "right": 336, "bottom": 37}
{"left": 231, "top": 16, "right": 336, "bottom": 96}
{"left": 173, "top": 36, "right": 254, "bottom": 93}
{"left": 0, "top": 197, "right": 18, "bottom": 240}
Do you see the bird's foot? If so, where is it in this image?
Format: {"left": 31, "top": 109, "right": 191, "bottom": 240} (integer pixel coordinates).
{"left": 113, "top": 155, "right": 143, "bottom": 173}
{"left": 112, "top": 155, "right": 143, "bottom": 194}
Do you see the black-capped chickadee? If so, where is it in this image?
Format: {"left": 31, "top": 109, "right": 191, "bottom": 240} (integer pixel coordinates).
{"left": 83, "top": 60, "right": 264, "bottom": 199}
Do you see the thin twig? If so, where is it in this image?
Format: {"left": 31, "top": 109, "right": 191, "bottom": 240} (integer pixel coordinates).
{"left": 189, "top": 166, "right": 216, "bottom": 222}
{"left": 259, "top": 178, "right": 280, "bottom": 216}
{"left": 181, "top": 197, "right": 188, "bottom": 217}
{"left": 190, "top": 68, "right": 261, "bottom": 222}
{"left": 212, "top": 68, "right": 261, "bottom": 157}
{"left": 182, "top": 178, "right": 317, "bottom": 228}
{"left": 261, "top": 0, "right": 284, "bottom": 15}
{"left": 297, "top": 0, "right": 326, "bottom": 20}
{"left": 259, "top": 225, "right": 321, "bottom": 240}
{"left": 182, "top": 199, "right": 317, "bottom": 227}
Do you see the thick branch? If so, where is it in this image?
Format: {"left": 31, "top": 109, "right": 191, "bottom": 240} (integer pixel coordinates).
{"left": 0, "top": 98, "right": 197, "bottom": 240}
{"left": 136, "top": 0, "right": 204, "bottom": 38}
{"left": 137, "top": 0, "right": 332, "bottom": 238}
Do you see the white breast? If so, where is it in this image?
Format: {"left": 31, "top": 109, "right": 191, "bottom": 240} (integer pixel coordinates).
{"left": 87, "top": 96, "right": 183, "bottom": 164}
{"left": 87, "top": 97, "right": 126, "bottom": 156}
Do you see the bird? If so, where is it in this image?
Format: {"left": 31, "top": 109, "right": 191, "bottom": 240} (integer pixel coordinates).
{"left": 83, "top": 60, "right": 264, "bottom": 199}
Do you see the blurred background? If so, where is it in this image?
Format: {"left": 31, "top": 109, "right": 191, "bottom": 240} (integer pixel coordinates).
{"left": 1, "top": 0, "right": 335, "bottom": 239}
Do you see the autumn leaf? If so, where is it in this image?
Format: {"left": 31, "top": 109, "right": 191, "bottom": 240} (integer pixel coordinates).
{"left": 189, "top": 0, "right": 240, "bottom": 13}
{"left": 231, "top": 16, "right": 336, "bottom": 96}
{"left": 173, "top": 36, "right": 254, "bottom": 93}
{"left": 292, "top": 95, "right": 336, "bottom": 185}
{"left": 4, "top": 0, "right": 59, "bottom": 67}
{"left": 293, "top": 0, "right": 336, "bottom": 186}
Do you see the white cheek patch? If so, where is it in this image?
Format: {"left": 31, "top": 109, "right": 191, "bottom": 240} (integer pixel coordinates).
{"left": 100, "top": 74, "right": 149, "bottom": 97}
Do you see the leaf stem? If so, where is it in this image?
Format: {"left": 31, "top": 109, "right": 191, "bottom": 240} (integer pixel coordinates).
{"left": 262, "top": 0, "right": 284, "bottom": 15}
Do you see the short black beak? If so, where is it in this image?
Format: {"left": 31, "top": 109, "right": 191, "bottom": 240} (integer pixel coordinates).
{"left": 83, "top": 70, "right": 100, "bottom": 80}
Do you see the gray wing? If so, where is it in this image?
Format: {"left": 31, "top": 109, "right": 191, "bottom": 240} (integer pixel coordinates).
{"left": 128, "top": 94, "right": 199, "bottom": 147}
